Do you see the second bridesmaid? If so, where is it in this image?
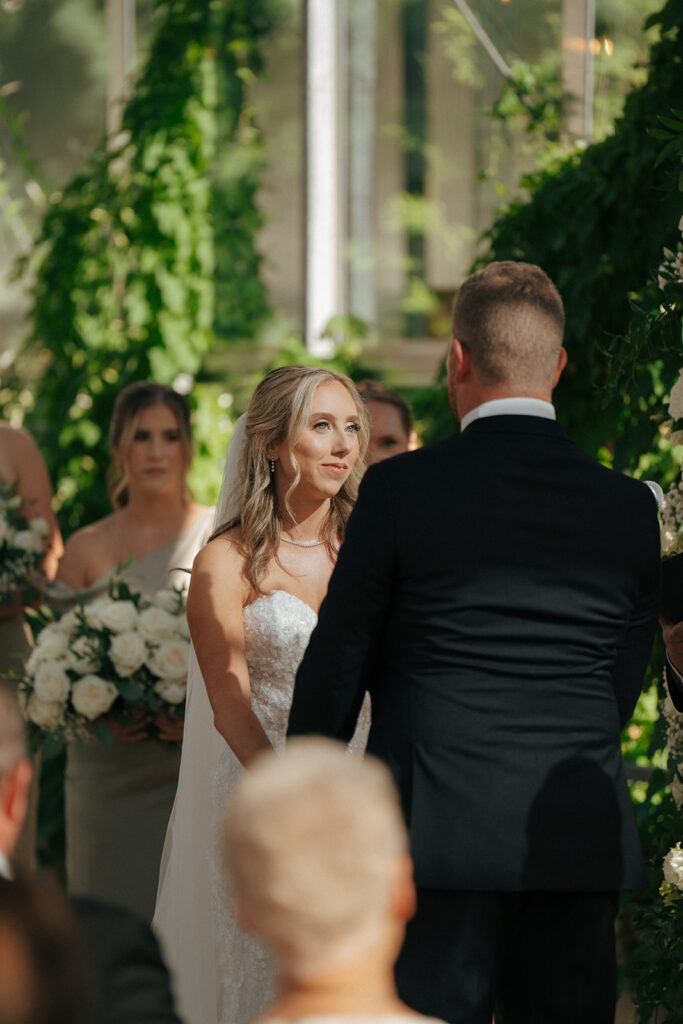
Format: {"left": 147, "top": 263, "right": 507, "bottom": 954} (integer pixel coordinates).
{"left": 53, "top": 381, "right": 213, "bottom": 919}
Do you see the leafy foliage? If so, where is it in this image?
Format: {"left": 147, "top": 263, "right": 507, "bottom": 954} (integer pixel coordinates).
{"left": 8, "top": 0, "right": 273, "bottom": 535}
{"left": 424, "top": 0, "right": 683, "bottom": 470}
{"left": 625, "top": 794, "right": 683, "bottom": 1021}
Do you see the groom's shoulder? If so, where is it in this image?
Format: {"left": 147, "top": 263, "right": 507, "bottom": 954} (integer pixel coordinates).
{"left": 361, "top": 436, "right": 459, "bottom": 487}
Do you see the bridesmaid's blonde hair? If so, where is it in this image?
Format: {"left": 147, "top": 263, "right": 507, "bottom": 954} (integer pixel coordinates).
{"left": 212, "top": 366, "right": 369, "bottom": 590}
{"left": 109, "top": 382, "right": 193, "bottom": 509}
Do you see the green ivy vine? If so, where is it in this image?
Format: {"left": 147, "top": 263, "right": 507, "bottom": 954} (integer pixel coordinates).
{"left": 421, "top": 0, "right": 683, "bottom": 473}
{"left": 12, "top": 0, "right": 274, "bottom": 535}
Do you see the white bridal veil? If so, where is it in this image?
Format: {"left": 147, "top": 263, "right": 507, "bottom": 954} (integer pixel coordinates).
{"left": 153, "top": 415, "right": 248, "bottom": 1024}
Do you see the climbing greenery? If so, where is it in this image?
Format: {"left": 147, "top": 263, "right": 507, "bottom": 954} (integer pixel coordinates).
{"left": 12, "top": 0, "right": 274, "bottom": 534}
{"left": 422, "top": 0, "right": 683, "bottom": 474}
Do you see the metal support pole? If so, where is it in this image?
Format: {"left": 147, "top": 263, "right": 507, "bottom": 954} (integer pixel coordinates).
{"left": 106, "top": 0, "right": 136, "bottom": 139}
{"left": 348, "top": 0, "right": 377, "bottom": 332}
{"left": 562, "top": 0, "right": 595, "bottom": 142}
{"left": 305, "top": 0, "right": 344, "bottom": 356}
{"left": 583, "top": 0, "right": 595, "bottom": 142}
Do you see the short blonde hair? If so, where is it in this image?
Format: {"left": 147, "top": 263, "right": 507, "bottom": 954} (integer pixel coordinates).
{"left": 451, "top": 260, "right": 565, "bottom": 391}
{"left": 224, "top": 738, "right": 407, "bottom": 979}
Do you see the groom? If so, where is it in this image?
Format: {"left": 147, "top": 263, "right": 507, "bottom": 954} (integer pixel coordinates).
{"left": 288, "top": 261, "right": 661, "bottom": 1024}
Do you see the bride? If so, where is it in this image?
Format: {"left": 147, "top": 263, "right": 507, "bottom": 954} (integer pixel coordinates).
{"left": 153, "top": 365, "right": 370, "bottom": 1024}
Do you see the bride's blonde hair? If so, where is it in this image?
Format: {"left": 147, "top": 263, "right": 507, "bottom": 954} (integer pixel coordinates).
{"left": 212, "top": 366, "right": 369, "bottom": 590}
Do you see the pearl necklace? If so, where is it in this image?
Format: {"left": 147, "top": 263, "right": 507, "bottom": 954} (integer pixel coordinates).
{"left": 280, "top": 535, "right": 326, "bottom": 548}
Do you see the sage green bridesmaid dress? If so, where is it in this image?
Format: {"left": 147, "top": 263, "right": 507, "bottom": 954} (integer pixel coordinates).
{"left": 49, "top": 508, "right": 213, "bottom": 919}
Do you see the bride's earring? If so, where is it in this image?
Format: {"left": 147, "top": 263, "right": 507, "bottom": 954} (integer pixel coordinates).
{"left": 269, "top": 457, "right": 275, "bottom": 475}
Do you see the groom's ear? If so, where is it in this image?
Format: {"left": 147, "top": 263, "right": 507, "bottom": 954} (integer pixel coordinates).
{"left": 552, "top": 346, "right": 568, "bottom": 389}
{"left": 450, "top": 338, "right": 472, "bottom": 384}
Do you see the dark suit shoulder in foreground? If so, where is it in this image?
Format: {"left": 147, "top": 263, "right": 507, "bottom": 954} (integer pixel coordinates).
{"left": 72, "top": 898, "right": 182, "bottom": 1024}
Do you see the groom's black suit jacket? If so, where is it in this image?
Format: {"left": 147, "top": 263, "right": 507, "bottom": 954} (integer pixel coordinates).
{"left": 288, "top": 415, "right": 660, "bottom": 892}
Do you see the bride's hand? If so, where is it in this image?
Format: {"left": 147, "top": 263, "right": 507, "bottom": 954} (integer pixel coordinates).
{"left": 154, "top": 709, "right": 184, "bottom": 743}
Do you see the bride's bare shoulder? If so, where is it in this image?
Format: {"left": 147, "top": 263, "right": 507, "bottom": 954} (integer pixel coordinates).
{"left": 190, "top": 526, "right": 249, "bottom": 589}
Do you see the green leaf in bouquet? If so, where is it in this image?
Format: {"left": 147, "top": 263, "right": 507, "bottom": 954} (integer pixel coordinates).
{"left": 115, "top": 582, "right": 135, "bottom": 603}
{"left": 147, "top": 692, "right": 163, "bottom": 712}
{"left": 116, "top": 678, "right": 147, "bottom": 703}
{"left": 93, "top": 720, "right": 116, "bottom": 747}
{"left": 24, "top": 604, "right": 55, "bottom": 641}
{"left": 108, "top": 561, "right": 136, "bottom": 601}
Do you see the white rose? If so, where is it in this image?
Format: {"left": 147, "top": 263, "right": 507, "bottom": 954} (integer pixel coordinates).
{"left": 71, "top": 675, "right": 119, "bottom": 721}
{"left": 148, "top": 638, "right": 190, "bottom": 680}
{"left": 152, "top": 589, "right": 183, "bottom": 614}
{"left": 27, "top": 695, "right": 64, "bottom": 730}
{"left": 29, "top": 516, "right": 50, "bottom": 539}
{"left": 84, "top": 599, "right": 110, "bottom": 630}
{"left": 98, "top": 599, "right": 139, "bottom": 634}
{"left": 33, "top": 624, "right": 70, "bottom": 662}
{"left": 139, "top": 606, "right": 178, "bottom": 641}
{"left": 662, "top": 527, "right": 679, "bottom": 557}
{"left": 154, "top": 679, "right": 187, "bottom": 704}
{"left": 13, "top": 529, "right": 42, "bottom": 554}
{"left": 33, "top": 660, "right": 70, "bottom": 704}
{"left": 109, "top": 631, "right": 147, "bottom": 678}
{"left": 669, "top": 371, "right": 683, "bottom": 421}
{"left": 663, "top": 843, "right": 683, "bottom": 891}
{"left": 57, "top": 609, "right": 80, "bottom": 635}
{"left": 66, "top": 635, "right": 100, "bottom": 674}
{"left": 26, "top": 646, "right": 44, "bottom": 675}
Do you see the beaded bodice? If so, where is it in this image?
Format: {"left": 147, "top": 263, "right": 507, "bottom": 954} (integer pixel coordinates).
{"left": 243, "top": 590, "right": 318, "bottom": 744}
{"left": 209, "top": 588, "right": 369, "bottom": 1024}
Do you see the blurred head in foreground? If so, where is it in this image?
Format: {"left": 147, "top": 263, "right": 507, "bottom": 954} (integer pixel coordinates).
{"left": 224, "top": 737, "right": 415, "bottom": 985}
{"left": 0, "top": 876, "right": 86, "bottom": 1024}
{"left": 357, "top": 381, "right": 418, "bottom": 466}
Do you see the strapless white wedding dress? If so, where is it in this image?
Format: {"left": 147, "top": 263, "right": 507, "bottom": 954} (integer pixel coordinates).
{"left": 154, "top": 590, "right": 370, "bottom": 1024}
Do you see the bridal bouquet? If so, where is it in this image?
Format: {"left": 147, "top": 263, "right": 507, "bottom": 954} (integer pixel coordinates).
{"left": 0, "top": 480, "right": 49, "bottom": 607}
{"left": 18, "top": 579, "right": 190, "bottom": 749}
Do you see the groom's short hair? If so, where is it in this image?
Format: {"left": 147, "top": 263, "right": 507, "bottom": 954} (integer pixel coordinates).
{"left": 224, "top": 737, "right": 408, "bottom": 980}
{"left": 451, "top": 261, "right": 565, "bottom": 391}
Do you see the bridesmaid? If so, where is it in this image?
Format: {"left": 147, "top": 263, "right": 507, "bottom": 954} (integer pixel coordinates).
{"left": 0, "top": 423, "right": 63, "bottom": 870}
{"left": 0, "top": 423, "right": 63, "bottom": 680}
{"left": 53, "top": 382, "right": 213, "bottom": 919}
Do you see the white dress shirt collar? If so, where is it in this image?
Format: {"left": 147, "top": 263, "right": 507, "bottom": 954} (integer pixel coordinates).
{"left": 0, "top": 850, "right": 13, "bottom": 880}
{"left": 460, "top": 397, "right": 556, "bottom": 432}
